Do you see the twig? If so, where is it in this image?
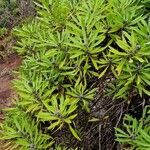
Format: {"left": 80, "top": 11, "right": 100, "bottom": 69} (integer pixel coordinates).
{"left": 99, "top": 124, "right": 102, "bottom": 150}
{"left": 110, "top": 104, "right": 123, "bottom": 150}
{"left": 115, "top": 104, "right": 123, "bottom": 128}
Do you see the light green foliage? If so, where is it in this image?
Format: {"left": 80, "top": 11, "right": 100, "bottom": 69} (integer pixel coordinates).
{"left": 34, "top": 0, "right": 72, "bottom": 27}
{"left": 0, "top": 114, "right": 54, "bottom": 150}
{"left": 0, "top": 27, "right": 7, "bottom": 37}
{"left": 1, "top": 0, "right": 150, "bottom": 149}
{"left": 110, "top": 31, "right": 150, "bottom": 98}
{"left": 115, "top": 106, "right": 150, "bottom": 150}
{"left": 13, "top": 20, "right": 52, "bottom": 55}
{"left": 66, "top": 0, "right": 107, "bottom": 71}
{"left": 107, "top": 0, "right": 144, "bottom": 33}
{"left": 12, "top": 74, "right": 56, "bottom": 113}
{"left": 38, "top": 95, "right": 80, "bottom": 140}
{"left": 67, "top": 78, "right": 97, "bottom": 112}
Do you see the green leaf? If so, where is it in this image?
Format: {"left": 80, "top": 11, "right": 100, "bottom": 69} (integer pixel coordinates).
{"left": 116, "top": 40, "right": 130, "bottom": 51}
{"left": 15, "top": 139, "right": 29, "bottom": 146}
{"left": 38, "top": 112, "right": 58, "bottom": 121}
{"left": 143, "top": 88, "right": 150, "bottom": 96}
{"left": 88, "top": 117, "right": 100, "bottom": 122}
{"left": 116, "top": 61, "right": 125, "bottom": 75}
{"left": 99, "top": 67, "right": 108, "bottom": 78}
{"left": 115, "top": 86, "right": 128, "bottom": 98}
{"left": 110, "top": 47, "right": 127, "bottom": 56}
{"left": 48, "top": 120, "right": 61, "bottom": 130}
{"left": 115, "top": 128, "right": 129, "bottom": 137}
{"left": 70, "top": 51, "right": 84, "bottom": 59}
{"left": 69, "top": 124, "right": 81, "bottom": 141}
{"left": 125, "top": 75, "right": 136, "bottom": 86}
{"left": 67, "top": 114, "right": 77, "bottom": 120}
{"left": 91, "top": 58, "right": 98, "bottom": 70}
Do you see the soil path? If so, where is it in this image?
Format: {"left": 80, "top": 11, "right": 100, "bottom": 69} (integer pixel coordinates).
{"left": 0, "top": 54, "right": 21, "bottom": 122}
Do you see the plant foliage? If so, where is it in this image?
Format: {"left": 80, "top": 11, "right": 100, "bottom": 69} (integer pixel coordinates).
{"left": 115, "top": 106, "right": 150, "bottom": 150}
{"left": 1, "top": 0, "right": 150, "bottom": 149}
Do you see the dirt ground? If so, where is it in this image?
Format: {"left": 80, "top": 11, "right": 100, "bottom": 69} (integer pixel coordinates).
{"left": 0, "top": 53, "right": 21, "bottom": 122}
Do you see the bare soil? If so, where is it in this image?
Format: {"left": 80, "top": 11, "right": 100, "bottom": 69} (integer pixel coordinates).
{"left": 0, "top": 53, "right": 21, "bottom": 122}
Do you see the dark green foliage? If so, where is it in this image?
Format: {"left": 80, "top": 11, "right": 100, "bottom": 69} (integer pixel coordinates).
{"left": 0, "top": 0, "right": 18, "bottom": 27}
{"left": 0, "top": 0, "right": 35, "bottom": 28}
{"left": 1, "top": 0, "right": 150, "bottom": 149}
{"left": 115, "top": 106, "right": 150, "bottom": 149}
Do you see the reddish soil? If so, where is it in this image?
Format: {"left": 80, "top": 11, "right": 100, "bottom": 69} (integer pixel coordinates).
{"left": 0, "top": 54, "right": 21, "bottom": 121}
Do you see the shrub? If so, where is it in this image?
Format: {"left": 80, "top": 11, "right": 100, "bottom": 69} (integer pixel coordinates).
{"left": 1, "top": 0, "right": 150, "bottom": 149}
